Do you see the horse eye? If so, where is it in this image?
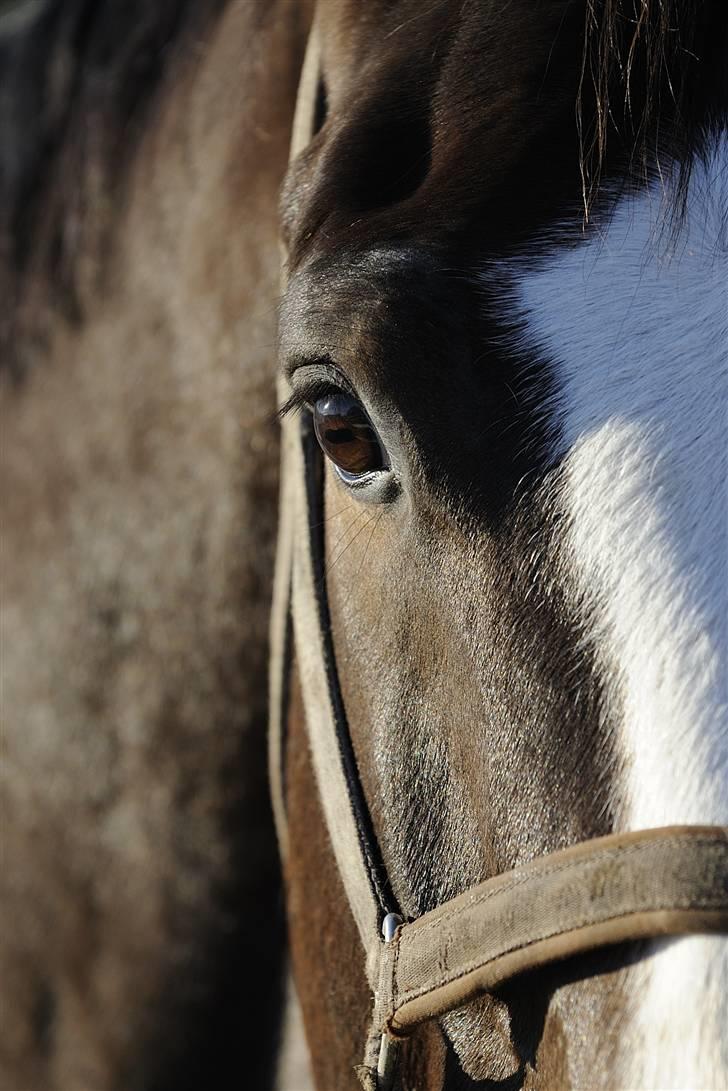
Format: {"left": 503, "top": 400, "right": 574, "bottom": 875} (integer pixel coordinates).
{"left": 312, "top": 392, "right": 387, "bottom": 479}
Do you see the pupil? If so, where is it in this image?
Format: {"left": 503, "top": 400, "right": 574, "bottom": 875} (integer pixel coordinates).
{"left": 323, "top": 424, "right": 357, "bottom": 446}
{"left": 313, "top": 392, "right": 386, "bottom": 477}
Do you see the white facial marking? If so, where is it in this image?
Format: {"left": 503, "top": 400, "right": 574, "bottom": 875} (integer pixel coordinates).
{"left": 509, "top": 134, "right": 728, "bottom": 1088}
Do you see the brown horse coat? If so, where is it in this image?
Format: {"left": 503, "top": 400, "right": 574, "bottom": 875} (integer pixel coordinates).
{"left": 1, "top": 3, "right": 310, "bottom": 1088}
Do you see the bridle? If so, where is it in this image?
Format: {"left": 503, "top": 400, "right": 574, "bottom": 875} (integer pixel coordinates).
{"left": 269, "top": 24, "right": 728, "bottom": 1091}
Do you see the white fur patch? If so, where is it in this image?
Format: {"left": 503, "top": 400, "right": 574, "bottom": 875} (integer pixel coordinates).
{"left": 509, "top": 135, "right": 728, "bottom": 1088}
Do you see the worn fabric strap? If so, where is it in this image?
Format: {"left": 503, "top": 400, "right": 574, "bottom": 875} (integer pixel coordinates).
{"left": 267, "top": 371, "right": 295, "bottom": 864}
{"left": 371, "top": 826, "right": 728, "bottom": 1036}
{"left": 268, "top": 15, "right": 322, "bottom": 865}
{"left": 289, "top": 415, "right": 389, "bottom": 961}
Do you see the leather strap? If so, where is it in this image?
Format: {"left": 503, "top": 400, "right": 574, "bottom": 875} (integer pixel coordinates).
{"left": 372, "top": 826, "right": 728, "bottom": 1036}
{"left": 267, "top": 368, "right": 295, "bottom": 864}
{"left": 268, "top": 17, "right": 323, "bottom": 865}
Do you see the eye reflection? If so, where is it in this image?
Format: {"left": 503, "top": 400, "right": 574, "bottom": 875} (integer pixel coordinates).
{"left": 312, "top": 392, "right": 387, "bottom": 479}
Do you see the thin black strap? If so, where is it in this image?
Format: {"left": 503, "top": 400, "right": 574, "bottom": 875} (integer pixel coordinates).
{"left": 301, "top": 413, "right": 402, "bottom": 922}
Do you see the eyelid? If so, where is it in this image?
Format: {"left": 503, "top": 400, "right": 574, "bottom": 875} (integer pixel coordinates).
{"left": 279, "top": 359, "right": 357, "bottom": 417}
{"left": 278, "top": 380, "right": 334, "bottom": 420}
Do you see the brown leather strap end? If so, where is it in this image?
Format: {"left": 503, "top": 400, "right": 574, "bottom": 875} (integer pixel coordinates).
{"left": 377, "top": 826, "right": 728, "bottom": 1034}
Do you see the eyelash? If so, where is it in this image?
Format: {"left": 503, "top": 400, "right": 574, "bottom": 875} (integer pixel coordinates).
{"left": 277, "top": 378, "right": 344, "bottom": 420}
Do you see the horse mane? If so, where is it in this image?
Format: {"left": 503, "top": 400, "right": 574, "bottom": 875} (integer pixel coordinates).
{"left": 0, "top": 0, "right": 228, "bottom": 370}
{"left": 579, "top": 0, "right": 728, "bottom": 217}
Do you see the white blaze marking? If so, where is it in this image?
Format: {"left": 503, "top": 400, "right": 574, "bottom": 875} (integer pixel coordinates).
{"left": 509, "top": 135, "right": 728, "bottom": 1088}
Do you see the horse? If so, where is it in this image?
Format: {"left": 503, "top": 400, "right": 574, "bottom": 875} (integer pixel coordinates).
{"left": 0, "top": 3, "right": 311, "bottom": 1088}
{"left": 1, "top": 2, "right": 726, "bottom": 1091}
{"left": 275, "top": 1, "right": 728, "bottom": 1089}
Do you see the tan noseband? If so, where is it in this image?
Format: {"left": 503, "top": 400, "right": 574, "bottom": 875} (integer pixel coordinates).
{"left": 269, "top": 24, "right": 728, "bottom": 1091}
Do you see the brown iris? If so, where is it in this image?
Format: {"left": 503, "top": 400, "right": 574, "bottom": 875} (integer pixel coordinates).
{"left": 312, "top": 392, "right": 386, "bottom": 478}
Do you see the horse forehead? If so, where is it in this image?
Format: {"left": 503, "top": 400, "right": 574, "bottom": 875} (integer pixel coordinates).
{"left": 318, "top": 0, "right": 572, "bottom": 92}
{"left": 282, "top": 0, "right": 582, "bottom": 266}
{"left": 280, "top": 247, "right": 462, "bottom": 371}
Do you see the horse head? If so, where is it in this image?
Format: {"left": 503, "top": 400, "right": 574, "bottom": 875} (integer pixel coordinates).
{"left": 277, "top": 2, "right": 728, "bottom": 1087}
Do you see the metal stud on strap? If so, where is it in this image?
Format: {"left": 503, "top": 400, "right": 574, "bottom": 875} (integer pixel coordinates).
{"left": 376, "top": 913, "right": 403, "bottom": 1090}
